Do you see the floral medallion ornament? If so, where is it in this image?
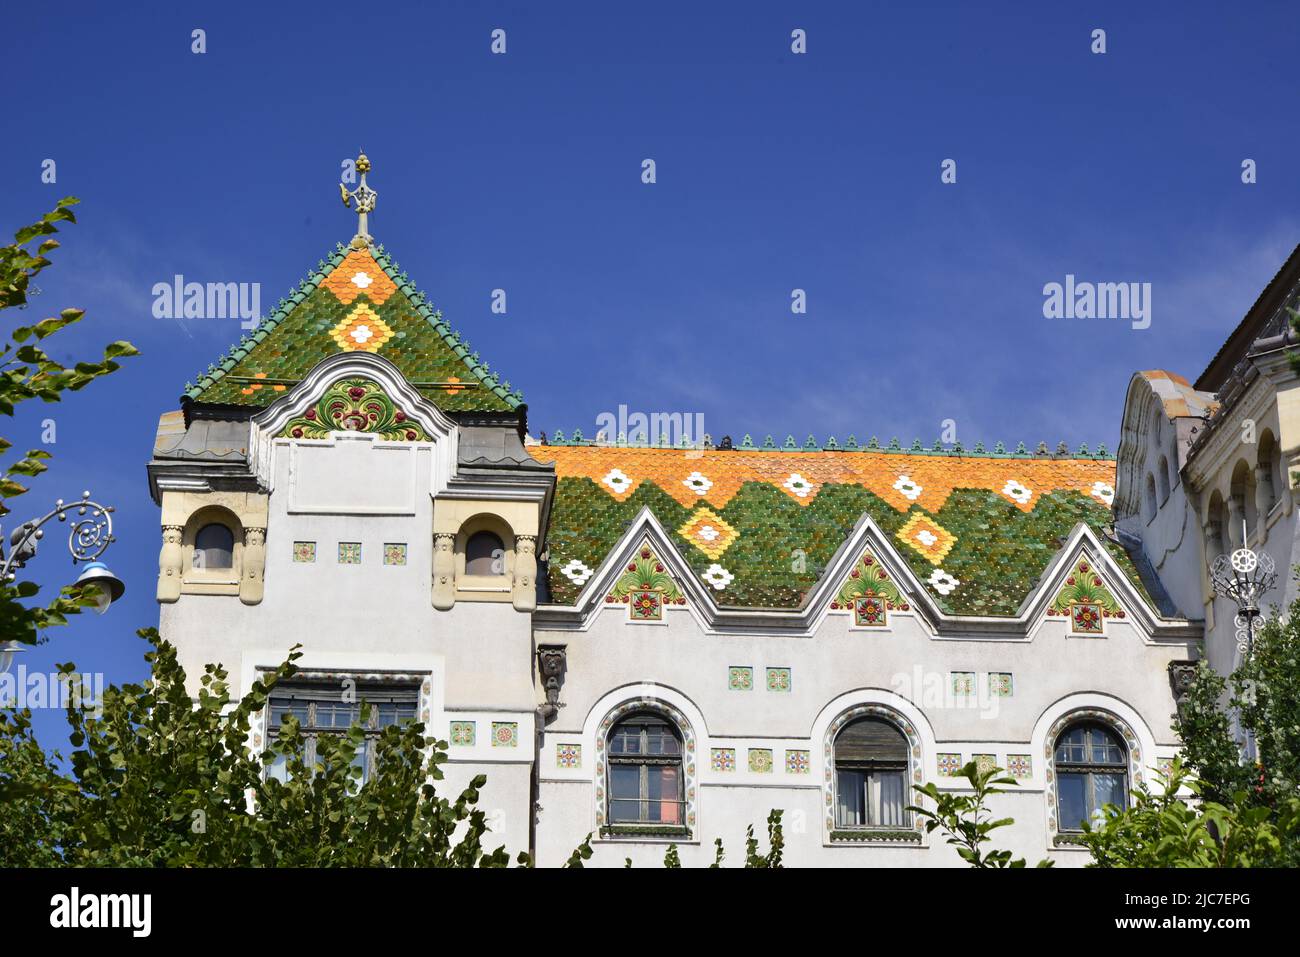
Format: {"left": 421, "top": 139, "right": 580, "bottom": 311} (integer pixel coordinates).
{"left": 279, "top": 378, "right": 430, "bottom": 441}
{"left": 630, "top": 589, "right": 663, "bottom": 621}
{"left": 682, "top": 471, "right": 713, "bottom": 496}
{"left": 702, "top": 563, "right": 733, "bottom": 590}
{"left": 1001, "top": 479, "right": 1033, "bottom": 506}
{"left": 928, "top": 567, "right": 960, "bottom": 596}
{"left": 892, "top": 474, "right": 923, "bottom": 501}
{"left": 606, "top": 544, "right": 686, "bottom": 619}
{"left": 677, "top": 507, "right": 739, "bottom": 560}
{"left": 1047, "top": 557, "right": 1122, "bottom": 634}
{"left": 559, "top": 558, "right": 594, "bottom": 586}
{"left": 783, "top": 473, "right": 815, "bottom": 499}
{"left": 601, "top": 468, "right": 633, "bottom": 496}
{"left": 832, "top": 551, "right": 906, "bottom": 627}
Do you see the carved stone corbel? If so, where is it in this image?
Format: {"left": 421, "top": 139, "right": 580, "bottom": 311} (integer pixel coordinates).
{"left": 157, "top": 524, "right": 184, "bottom": 603}
{"left": 536, "top": 645, "right": 567, "bottom": 723}
{"left": 432, "top": 532, "right": 456, "bottom": 610}
{"left": 513, "top": 534, "right": 537, "bottom": 612}
{"left": 240, "top": 526, "right": 266, "bottom": 605}
{"left": 1168, "top": 660, "right": 1200, "bottom": 722}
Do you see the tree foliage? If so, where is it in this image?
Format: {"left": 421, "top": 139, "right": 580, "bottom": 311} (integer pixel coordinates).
{"left": 1080, "top": 759, "right": 1296, "bottom": 868}
{"left": 911, "top": 761, "right": 1051, "bottom": 868}
{"left": 1165, "top": 599, "right": 1300, "bottom": 865}
{"left": 0, "top": 630, "right": 526, "bottom": 867}
{"left": 0, "top": 198, "right": 138, "bottom": 645}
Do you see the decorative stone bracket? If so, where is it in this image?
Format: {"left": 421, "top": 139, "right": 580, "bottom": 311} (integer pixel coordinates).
{"left": 158, "top": 524, "right": 184, "bottom": 603}
{"left": 432, "top": 532, "right": 456, "bottom": 610}
{"left": 536, "top": 645, "right": 567, "bottom": 724}
{"left": 513, "top": 534, "right": 537, "bottom": 612}
{"left": 1168, "top": 659, "right": 1199, "bottom": 721}
{"left": 241, "top": 527, "right": 266, "bottom": 605}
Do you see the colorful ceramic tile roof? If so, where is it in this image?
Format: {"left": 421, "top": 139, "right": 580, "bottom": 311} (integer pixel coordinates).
{"left": 184, "top": 242, "right": 521, "bottom": 412}
{"left": 1135, "top": 370, "right": 1218, "bottom": 420}
{"left": 539, "top": 445, "right": 1146, "bottom": 616}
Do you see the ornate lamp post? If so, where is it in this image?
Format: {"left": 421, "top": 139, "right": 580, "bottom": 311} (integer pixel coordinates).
{"left": 1208, "top": 522, "right": 1276, "bottom": 763}
{"left": 0, "top": 490, "right": 124, "bottom": 672}
{"left": 1208, "top": 522, "right": 1277, "bottom": 656}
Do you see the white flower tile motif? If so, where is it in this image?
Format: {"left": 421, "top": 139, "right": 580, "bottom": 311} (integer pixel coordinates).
{"left": 783, "top": 473, "right": 814, "bottom": 498}
{"left": 1091, "top": 481, "right": 1115, "bottom": 506}
{"left": 683, "top": 471, "right": 713, "bottom": 495}
{"left": 696, "top": 525, "right": 720, "bottom": 542}
{"left": 703, "top": 563, "right": 733, "bottom": 590}
{"left": 560, "top": 559, "right": 594, "bottom": 586}
{"left": 916, "top": 529, "right": 938, "bottom": 548}
{"left": 928, "top": 568, "right": 960, "bottom": 595}
{"left": 351, "top": 271, "right": 373, "bottom": 289}
{"left": 893, "top": 474, "right": 923, "bottom": 501}
{"left": 601, "top": 468, "right": 632, "bottom": 495}
{"left": 1001, "top": 479, "right": 1032, "bottom": 505}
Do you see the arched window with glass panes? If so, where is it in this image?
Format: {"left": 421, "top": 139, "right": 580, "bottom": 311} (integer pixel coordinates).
{"left": 605, "top": 713, "right": 685, "bottom": 827}
{"left": 833, "top": 716, "right": 910, "bottom": 829}
{"left": 1053, "top": 722, "right": 1128, "bottom": 831}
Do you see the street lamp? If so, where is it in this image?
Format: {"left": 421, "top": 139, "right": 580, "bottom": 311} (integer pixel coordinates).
{"left": 0, "top": 490, "right": 124, "bottom": 671}
{"left": 1208, "top": 522, "right": 1277, "bottom": 656}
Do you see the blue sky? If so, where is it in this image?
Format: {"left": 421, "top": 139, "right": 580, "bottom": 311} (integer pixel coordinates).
{"left": 4, "top": 0, "right": 1298, "bottom": 742}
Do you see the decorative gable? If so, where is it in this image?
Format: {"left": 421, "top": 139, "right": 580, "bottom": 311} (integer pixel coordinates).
{"left": 830, "top": 551, "right": 909, "bottom": 627}
{"left": 277, "top": 377, "right": 432, "bottom": 441}
{"left": 605, "top": 543, "right": 687, "bottom": 621}
{"left": 1046, "top": 556, "right": 1125, "bottom": 635}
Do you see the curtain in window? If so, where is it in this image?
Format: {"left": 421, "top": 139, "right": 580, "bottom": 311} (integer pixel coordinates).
{"left": 657, "top": 766, "right": 680, "bottom": 823}
{"left": 876, "top": 771, "right": 906, "bottom": 827}
{"left": 837, "top": 770, "right": 866, "bottom": 826}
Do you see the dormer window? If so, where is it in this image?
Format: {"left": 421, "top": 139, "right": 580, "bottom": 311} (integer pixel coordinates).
{"left": 194, "top": 523, "right": 234, "bottom": 570}
{"left": 465, "top": 531, "right": 505, "bottom": 576}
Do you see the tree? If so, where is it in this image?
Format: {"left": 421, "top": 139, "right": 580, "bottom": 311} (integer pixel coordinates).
{"left": 0, "top": 197, "right": 138, "bottom": 646}
{"left": 910, "top": 761, "right": 1052, "bottom": 868}
{"left": 1172, "top": 598, "right": 1300, "bottom": 865}
{"left": 0, "top": 630, "right": 526, "bottom": 867}
{"left": 1080, "top": 759, "right": 1296, "bottom": 867}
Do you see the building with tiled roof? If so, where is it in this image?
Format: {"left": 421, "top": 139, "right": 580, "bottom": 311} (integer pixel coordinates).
{"left": 150, "top": 157, "right": 1298, "bottom": 866}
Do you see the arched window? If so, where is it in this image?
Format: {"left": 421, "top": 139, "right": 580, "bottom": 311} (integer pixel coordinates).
{"left": 834, "top": 717, "right": 909, "bottom": 828}
{"left": 1258, "top": 432, "right": 1279, "bottom": 514}
{"left": 1156, "top": 455, "right": 1171, "bottom": 503}
{"left": 1143, "top": 474, "right": 1158, "bottom": 523}
{"left": 606, "top": 714, "right": 684, "bottom": 825}
{"left": 465, "top": 530, "right": 505, "bottom": 576}
{"left": 194, "top": 523, "right": 234, "bottom": 570}
{"left": 1054, "top": 722, "right": 1127, "bottom": 831}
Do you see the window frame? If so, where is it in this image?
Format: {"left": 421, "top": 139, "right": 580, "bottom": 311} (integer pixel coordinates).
{"left": 604, "top": 713, "right": 687, "bottom": 829}
{"left": 832, "top": 716, "right": 912, "bottom": 831}
{"left": 1053, "top": 722, "right": 1128, "bottom": 833}
{"left": 264, "top": 679, "right": 420, "bottom": 785}
{"left": 193, "top": 522, "right": 235, "bottom": 571}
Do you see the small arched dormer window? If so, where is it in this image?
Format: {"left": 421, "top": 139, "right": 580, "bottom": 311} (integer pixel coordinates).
{"left": 1054, "top": 722, "right": 1127, "bottom": 832}
{"left": 606, "top": 713, "right": 684, "bottom": 825}
{"left": 194, "top": 523, "right": 234, "bottom": 570}
{"left": 1143, "top": 474, "right": 1158, "bottom": 523}
{"left": 1156, "top": 455, "right": 1171, "bottom": 503}
{"left": 834, "top": 717, "right": 909, "bottom": 829}
{"left": 1258, "top": 432, "right": 1279, "bottom": 514}
{"left": 465, "top": 531, "right": 505, "bottom": 576}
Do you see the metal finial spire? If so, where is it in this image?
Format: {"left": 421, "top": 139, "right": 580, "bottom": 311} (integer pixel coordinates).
{"left": 340, "top": 150, "right": 377, "bottom": 248}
